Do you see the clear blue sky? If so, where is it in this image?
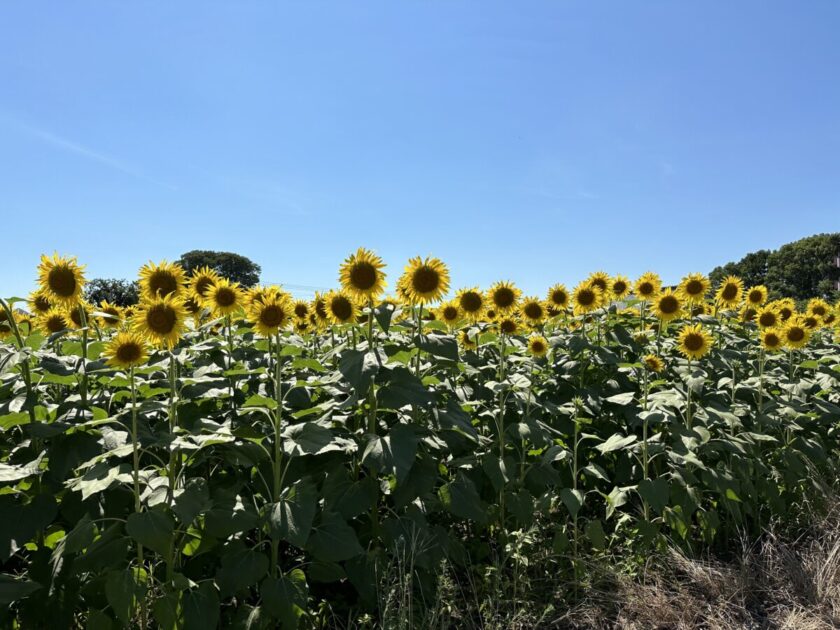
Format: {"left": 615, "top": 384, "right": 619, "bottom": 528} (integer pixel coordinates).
{"left": 2, "top": 2, "right": 839, "bottom": 299}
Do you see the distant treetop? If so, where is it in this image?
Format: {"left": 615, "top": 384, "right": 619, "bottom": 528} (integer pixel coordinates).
{"left": 177, "top": 250, "right": 261, "bottom": 287}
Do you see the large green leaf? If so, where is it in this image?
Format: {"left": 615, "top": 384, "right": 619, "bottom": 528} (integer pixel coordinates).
{"left": 338, "top": 350, "right": 379, "bottom": 396}
{"left": 217, "top": 549, "right": 269, "bottom": 597}
{"left": 269, "top": 477, "right": 318, "bottom": 548}
{"left": 126, "top": 510, "right": 174, "bottom": 556}
{"left": 438, "top": 473, "right": 487, "bottom": 524}
{"left": 307, "top": 512, "right": 364, "bottom": 562}
{"left": 261, "top": 569, "right": 308, "bottom": 628}
{"left": 105, "top": 568, "right": 148, "bottom": 625}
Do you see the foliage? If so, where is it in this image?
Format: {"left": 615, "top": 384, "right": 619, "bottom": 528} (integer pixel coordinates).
{"left": 84, "top": 278, "right": 140, "bottom": 307}
{"left": 178, "top": 250, "right": 261, "bottom": 287}
{"left": 710, "top": 233, "right": 840, "bottom": 301}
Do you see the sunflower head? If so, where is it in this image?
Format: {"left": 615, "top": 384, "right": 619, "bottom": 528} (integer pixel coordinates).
{"left": 572, "top": 281, "right": 604, "bottom": 315}
{"left": 740, "top": 305, "right": 757, "bottom": 323}
{"left": 28, "top": 289, "right": 53, "bottom": 315}
{"left": 105, "top": 331, "right": 149, "bottom": 369}
{"left": 760, "top": 328, "right": 784, "bottom": 352}
{"left": 38, "top": 253, "right": 86, "bottom": 306}
{"left": 677, "top": 323, "right": 713, "bottom": 360}
{"left": 246, "top": 295, "right": 292, "bottom": 336}
{"left": 746, "top": 285, "right": 768, "bottom": 306}
{"left": 325, "top": 290, "right": 358, "bottom": 324}
{"left": 807, "top": 298, "right": 831, "bottom": 320}
{"left": 653, "top": 289, "right": 682, "bottom": 322}
{"left": 527, "top": 334, "right": 548, "bottom": 357}
{"left": 203, "top": 278, "right": 245, "bottom": 317}
{"left": 0, "top": 310, "right": 13, "bottom": 339}
{"left": 312, "top": 292, "right": 330, "bottom": 324}
{"left": 586, "top": 271, "right": 611, "bottom": 296}
{"left": 610, "top": 276, "right": 631, "bottom": 301}
{"left": 498, "top": 316, "right": 520, "bottom": 336}
{"left": 292, "top": 300, "right": 310, "bottom": 321}
{"left": 456, "top": 287, "right": 485, "bottom": 321}
{"left": 339, "top": 247, "right": 387, "bottom": 301}
{"left": 782, "top": 316, "right": 810, "bottom": 349}
{"left": 678, "top": 273, "right": 710, "bottom": 304}
{"left": 132, "top": 294, "right": 188, "bottom": 349}
{"left": 189, "top": 266, "right": 221, "bottom": 300}
{"left": 139, "top": 260, "right": 186, "bottom": 300}
{"left": 715, "top": 275, "right": 743, "bottom": 308}
{"left": 546, "top": 284, "right": 569, "bottom": 310}
{"left": 643, "top": 354, "right": 664, "bottom": 373}
{"left": 63, "top": 302, "right": 93, "bottom": 330}
{"left": 488, "top": 281, "right": 522, "bottom": 315}
{"left": 634, "top": 272, "right": 662, "bottom": 301}
{"left": 756, "top": 305, "right": 780, "bottom": 329}
{"left": 774, "top": 298, "right": 796, "bottom": 322}
{"left": 458, "top": 328, "right": 477, "bottom": 350}
{"left": 398, "top": 256, "right": 450, "bottom": 305}
{"left": 437, "top": 301, "right": 462, "bottom": 327}
{"left": 520, "top": 297, "right": 546, "bottom": 324}
{"left": 97, "top": 300, "right": 123, "bottom": 328}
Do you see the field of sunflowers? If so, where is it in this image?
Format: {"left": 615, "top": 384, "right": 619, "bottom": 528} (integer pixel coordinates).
{"left": 1, "top": 250, "right": 839, "bottom": 628}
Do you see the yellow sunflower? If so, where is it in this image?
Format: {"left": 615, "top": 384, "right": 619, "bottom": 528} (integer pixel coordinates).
{"left": 610, "top": 275, "right": 631, "bottom": 301}
{"left": 487, "top": 281, "right": 522, "bottom": 316}
{"left": 715, "top": 276, "right": 743, "bottom": 309}
{"left": 203, "top": 278, "right": 245, "bottom": 317}
{"left": 643, "top": 354, "right": 664, "bottom": 373}
{"left": 652, "top": 289, "right": 682, "bottom": 322}
{"left": 189, "top": 266, "right": 221, "bottom": 300}
{"left": 437, "top": 301, "right": 462, "bottom": 328}
{"left": 290, "top": 300, "right": 309, "bottom": 322}
{"left": 0, "top": 310, "right": 13, "bottom": 340}
{"left": 677, "top": 323, "right": 713, "bottom": 360}
{"left": 325, "top": 290, "right": 358, "bottom": 325}
{"left": 398, "top": 256, "right": 450, "bottom": 305}
{"left": 38, "top": 308, "right": 68, "bottom": 335}
{"left": 38, "top": 253, "right": 86, "bottom": 306}
{"left": 339, "top": 247, "right": 387, "bottom": 301}
{"left": 104, "top": 331, "right": 148, "bottom": 369}
{"left": 456, "top": 287, "right": 485, "bottom": 322}
{"left": 586, "top": 271, "right": 611, "bottom": 296}
{"left": 546, "top": 283, "right": 570, "bottom": 310}
{"left": 458, "top": 328, "right": 477, "bottom": 350}
{"left": 807, "top": 298, "right": 831, "bottom": 320}
{"left": 28, "top": 289, "right": 53, "bottom": 315}
{"left": 782, "top": 316, "right": 810, "bottom": 349}
{"left": 803, "top": 315, "right": 820, "bottom": 330}
{"left": 634, "top": 272, "right": 662, "bottom": 302}
{"left": 745, "top": 285, "right": 768, "bottom": 307}
{"left": 312, "top": 292, "right": 330, "bottom": 326}
{"left": 760, "top": 328, "right": 784, "bottom": 352}
{"left": 132, "top": 294, "right": 188, "bottom": 349}
{"left": 677, "top": 273, "right": 710, "bottom": 304}
{"left": 740, "top": 305, "right": 757, "bottom": 323}
{"left": 572, "top": 281, "right": 604, "bottom": 315}
{"left": 774, "top": 298, "right": 796, "bottom": 322}
{"left": 527, "top": 334, "right": 549, "bottom": 357}
{"left": 498, "top": 316, "right": 520, "bottom": 336}
{"left": 756, "top": 305, "right": 780, "bottom": 329}
{"left": 63, "top": 302, "right": 93, "bottom": 330}
{"left": 139, "top": 260, "right": 186, "bottom": 300}
{"left": 520, "top": 296, "right": 547, "bottom": 325}
{"left": 97, "top": 300, "right": 123, "bottom": 328}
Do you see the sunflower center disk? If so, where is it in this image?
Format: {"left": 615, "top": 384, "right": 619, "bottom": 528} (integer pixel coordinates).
{"left": 349, "top": 264, "right": 378, "bottom": 291}
{"left": 116, "top": 343, "right": 142, "bottom": 363}
{"left": 684, "top": 334, "right": 704, "bottom": 352}
{"left": 148, "top": 307, "right": 176, "bottom": 334}
{"left": 216, "top": 289, "right": 236, "bottom": 307}
{"left": 48, "top": 267, "right": 77, "bottom": 297}
{"left": 150, "top": 272, "right": 178, "bottom": 297}
{"left": 412, "top": 268, "right": 440, "bottom": 295}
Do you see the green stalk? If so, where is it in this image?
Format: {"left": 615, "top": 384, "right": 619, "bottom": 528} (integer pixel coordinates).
{"left": 165, "top": 351, "right": 178, "bottom": 584}
{"left": 130, "top": 366, "right": 148, "bottom": 630}
{"left": 271, "top": 332, "right": 285, "bottom": 578}
{"left": 0, "top": 299, "right": 36, "bottom": 424}
{"left": 79, "top": 305, "right": 89, "bottom": 408}
{"left": 642, "top": 367, "right": 650, "bottom": 522}
{"left": 757, "top": 347, "right": 765, "bottom": 416}
{"left": 498, "top": 332, "right": 507, "bottom": 526}
{"left": 415, "top": 305, "right": 424, "bottom": 377}
{"left": 685, "top": 356, "right": 693, "bottom": 429}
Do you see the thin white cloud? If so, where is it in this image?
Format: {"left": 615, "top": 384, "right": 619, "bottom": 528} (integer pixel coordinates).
{"left": 3, "top": 116, "right": 177, "bottom": 190}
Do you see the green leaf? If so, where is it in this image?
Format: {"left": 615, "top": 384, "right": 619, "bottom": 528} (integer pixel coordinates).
{"left": 0, "top": 452, "right": 45, "bottom": 482}
{"left": 560, "top": 488, "right": 583, "bottom": 519}
{"left": 283, "top": 422, "right": 352, "bottom": 458}
{"left": 415, "top": 334, "right": 459, "bottom": 361}
{"left": 362, "top": 424, "right": 418, "bottom": 483}
{"left": 126, "top": 510, "right": 174, "bottom": 556}
{"left": 585, "top": 519, "right": 607, "bottom": 551}
{"left": 307, "top": 512, "right": 364, "bottom": 562}
{"left": 269, "top": 477, "right": 318, "bottom": 549}
{"left": 605, "top": 486, "right": 629, "bottom": 520}
{"left": 438, "top": 473, "right": 487, "bottom": 524}
{"left": 595, "top": 433, "right": 637, "bottom": 454}
{"left": 339, "top": 350, "right": 379, "bottom": 396}
{"left": 261, "top": 569, "right": 308, "bottom": 628}
{"left": 0, "top": 574, "right": 42, "bottom": 605}
{"left": 377, "top": 368, "right": 433, "bottom": 408}
{"left": 637, "top": 478, "right": 670, "bottom": 514}
{"left": 173, "top": 478, "right": 212, "bottom": 526}
{"left": 0, "top": 494, "right": 58, "bottom": 562}
{"left": 216, "top": 549, "right": 269, "bottom": 597}
{"left": 605, "top": 391, "right": 635, "bottom": 406}
{"left": 183, "top": 582, "right": 220, "bottom": 630}
{"left": 105, "top": 568, "right": 148, "bottom": 625}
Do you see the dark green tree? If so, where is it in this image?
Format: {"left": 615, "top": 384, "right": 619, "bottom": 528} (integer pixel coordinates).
{"left": 709, "top": 250, "right": 770, "bottom": 290}
{"left": 178, "top": 250, "right": 261, "bottom": 287}
{"left": 84, "top": 278, "right": 139, "bottom": 306}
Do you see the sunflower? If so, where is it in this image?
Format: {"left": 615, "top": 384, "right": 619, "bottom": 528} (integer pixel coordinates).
{"left": 498, "top": 316, "right": 520, "bottom": 336}
{"left": 774, "top": 298, "right": 796, "bottom": 322}
{"left": 0, "top": 310, "right": 12, "bottom": 339}
{"left": 97, "top": 301, "right": 123, "bottom": 328}
{"left": 807, "top": 298, "right": 831, "bottom": 320}
{"left": 203, "top": 278, "right": 245, "bottom": 317}
{"left": 485, "top": 308, "right": 498, "bottom": 322}
{"left": 339, "top": 247, "right": 387, "bottom": 301}
{"left": 312, "top": 292, "right": 330, "bottom": 326}
{"left": 782, "top": 317, "right": 810, "bottom": 349}
{"left": 189, "top": 266, "right": 221, "bottom": 300}
{"left": 398, "top": 256, "right": 450, "bottom": 305}
{"left": 456, "top": 287, "right": 485, "bottom": 322}
{"left": 38, "top": 253, "right": 86, "bottom": 306}
{"left": 715, "top": 276, "right": 743, "bottom": 308}
{"left": 677, "top": 273, "right": 710, "bottom": 304}
{"left": 803, "top": 315, "right": 820, "bottom": 330}
{"left": 295, "top": 319, "right": 311, "bottom": 335}
{"left": 38, "top": 308, "right": 68, "bottom": 335}
{"left": 587, "top": 271, "right": 611, "bottom": 296}
{"left": 610, "top": 275, "right": 631, "bottom": 301}
{"left": 546, "top": 284, "right": 570, "bottom": 310}
{"left": 139, "top": 260, "right": 186, "bottom": 300}
{"left": 572, "top": 281, "right": 604, "bottom": 315}
{"left": 292, "top": 300, "right": 310, "bottom": 321}
{"left": 527, "top": 334, "right": 549, "bottom": 357}
{"left": 28, "top": 289, "right": 53, "bottom": 315}
{"left": 677, "top": 323, "right": 713, "bottom": 360}
{"left": 104, "top": 331, "right": 148, "bottom": 369}
{"left": 487, "top": 281, "right": 522, "bottom": 316}
{"left": 14, "top": 313, "right": 33, "bottom": 337}
{"left": 520, "top": 297, "right": 547, "bottom": 325}
{"left": 760, "top": 328, "right": 784, "bottom": 352}
{"left": 756, "top": 305, "right": 780, "bottom": 329}
{"left": 643, "top": 354, "right": 664, "bottom": 373}
{"left": 745, "top": 285, "right": 768, "bottom": 307}
{"left": 634, "top": 272, "right": 661, "bottom": 301}
{"left": 63, "top": 302, "right": 93, "bottom": 330}
{"left": 437, "top": 301, "right": 462, "bottom": 328}
{"left": 458, "top": 328, "right": 477, "bottom": 350}
{"left": 653, "top": 289, "right": 682, "bottom": 322}
{"left": 325, "top": 290, "right": 358, "bottom": 325}
{"left": 132, "top": 294, "right": 188, "bottom": 349}
{"left": 183, "top": 296, "right": 203, "bottom": 320}
{"left": 740, "top": 305, "right": 757, "bottom": 323}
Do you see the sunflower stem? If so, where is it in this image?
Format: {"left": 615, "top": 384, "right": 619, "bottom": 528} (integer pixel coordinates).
{"left": 0, "top": 299, "right": 37, "bottom": 424}
{"left": 79, "top": 305, "right": 89, "bottom": 409}
{"left": 757, "top": 347, "right": 765, "bottom": 416}
{"left": 129, "top": 366, "right": 148, "bottom": 630}
{"left": 686, "top": 356, "right": 693, "bottom": 429}
{"left": 165, "top": 351, "right": 179, "bottom": 585}
{"left": 642, "top": 366, "right": 650, "bottom": 523}
{"left": 415, "top": 305, "right": 423, "bottom": 377}
{"left": 497, "top": 331, "right": 507, "bottom": 527}
{"left": 271, "top": 332, "right": 284, "bottom": 578}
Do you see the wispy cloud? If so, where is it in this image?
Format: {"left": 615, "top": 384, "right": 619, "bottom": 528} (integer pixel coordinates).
{"left": 2, "top": 115, "right": 177, "bottom": 189}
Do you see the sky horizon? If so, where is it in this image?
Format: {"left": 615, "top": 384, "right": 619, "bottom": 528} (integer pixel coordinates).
{"left": 2, "top": 2, "right": 839, "bottom": 300}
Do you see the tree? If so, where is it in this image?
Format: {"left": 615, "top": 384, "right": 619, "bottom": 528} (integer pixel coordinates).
{"left": 177, "top": 250, "right": 261, "bottom": 287}
{"left": 84, "top": 278, "right": 140, "bottom": 307}
{"left": 709, "top": 233, "right": 839, "bottom": 301}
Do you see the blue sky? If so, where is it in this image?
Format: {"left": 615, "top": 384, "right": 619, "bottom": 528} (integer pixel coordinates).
{"left": 1, "top": 2, "right": 838, "bottom": 299}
